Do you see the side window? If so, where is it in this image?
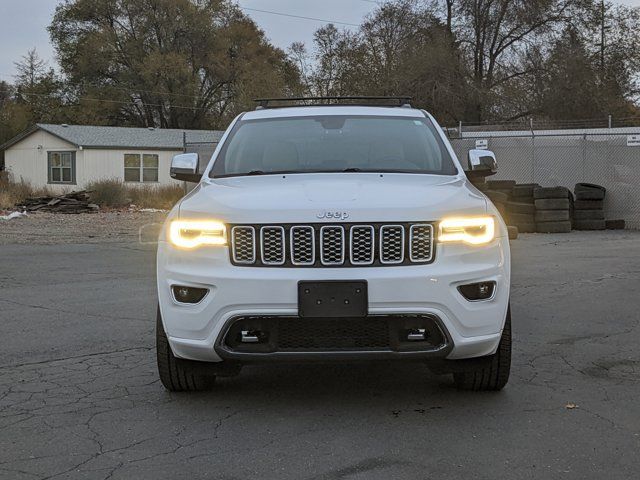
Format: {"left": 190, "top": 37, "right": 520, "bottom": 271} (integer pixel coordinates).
{"left": 48, "top": 152, "right": 76, "bottom": 184}
{"left": 142, "top": 154, "right": 159, "bottom": 182}
{"left": 124, "top": 154, "right": 141, "bottom": 182}
{"left": 124, "top": 154, "right": 159, "bottom": 182}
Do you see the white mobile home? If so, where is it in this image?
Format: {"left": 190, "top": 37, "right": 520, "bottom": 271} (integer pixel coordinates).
{"left": 1, "top": 124, "right": 223, "bottom": 190}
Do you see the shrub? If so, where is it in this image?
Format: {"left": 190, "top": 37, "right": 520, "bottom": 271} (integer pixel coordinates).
{"left": 86, "top": 179, "right": 184, "bottom": 209}
{"left": 85, "top": 179, "right": 129, "bottom": 207}
{"left": 127, "top": 184, "right": 185, "bottom": 210}
{"left": 0, "top": 171, "right": 51, "bottom": 209}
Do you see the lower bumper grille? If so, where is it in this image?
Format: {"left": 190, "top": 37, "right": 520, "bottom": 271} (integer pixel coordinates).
{"left": 279, "top": 317, "right": 389, "bottom": 351}
{"left": 217, "top": 315, "right": 450, "bottom": 360}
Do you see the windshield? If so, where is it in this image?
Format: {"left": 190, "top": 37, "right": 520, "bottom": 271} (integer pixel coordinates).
{"left": 210, "top": 115, "right": 458, "bottom": 178}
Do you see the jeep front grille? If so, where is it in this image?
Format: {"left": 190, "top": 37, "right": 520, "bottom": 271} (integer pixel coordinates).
{"left": 229, "top": 223, "right": 434, "bottom": 267}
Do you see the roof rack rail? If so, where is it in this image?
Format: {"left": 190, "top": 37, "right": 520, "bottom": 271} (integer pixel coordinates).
{"left": 254, "top": 96, "right": 413, "bottom": 110}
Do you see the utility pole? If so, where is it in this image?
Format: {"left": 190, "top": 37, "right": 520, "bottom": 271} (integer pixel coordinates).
{"left": 600, "top": 0, "right": 606, "bottom": 74}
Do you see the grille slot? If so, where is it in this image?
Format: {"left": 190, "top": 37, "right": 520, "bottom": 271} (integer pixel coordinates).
{"left": 290, "top": 226, "right": 315, "bottom": 265}
{"left": 229, "top": 223, "right": 434, "bottom": 267}
{"left": 231, "top": 226, "right": 256, "bottom": 264}
{"left": 350, "top": 226, "right": 374, "bottom": 265}
{"left": 320, "top": 226, "right": 345, "bottom": 265}
{"left": 380, "top": 225, "right": 405, "bottom": 264}
{"left": 410, "top": 224, "right": 434, "bottom": 262}
{"left": 260, "top": 227, "right": 285, "bottom": 265}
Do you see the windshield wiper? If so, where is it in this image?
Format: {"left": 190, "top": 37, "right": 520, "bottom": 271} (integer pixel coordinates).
{"left": 342, "top": 168, "right": 362, "bottom": 172}
{"left": 246, "top": 170, "right": 266, "bottom": 176}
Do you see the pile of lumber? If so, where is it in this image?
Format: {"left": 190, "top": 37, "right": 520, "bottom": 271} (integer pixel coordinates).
{"left": 17, "top": 191, "right": 99, "bottom": 214}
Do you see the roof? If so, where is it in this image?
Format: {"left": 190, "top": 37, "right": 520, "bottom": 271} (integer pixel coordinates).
{"left": 242, "top": 105, "right": 426, "bottom": 121}
{"left": 1, "top": 124, "right": 224, "bottom": 151}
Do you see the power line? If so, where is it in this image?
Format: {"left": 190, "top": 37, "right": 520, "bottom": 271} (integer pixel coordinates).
{"left": 0, "top": 72, "right": 226, "bottom": 103}
{"left": 239, "top": 7, "right": 361, "bottom": 27}
{"left": 0, "top": 88, "right": 218, "bottom": 111}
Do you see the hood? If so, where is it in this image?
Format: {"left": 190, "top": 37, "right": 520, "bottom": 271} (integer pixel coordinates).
{"left": 178, "top": 173, "right": 487, "bottom": 223}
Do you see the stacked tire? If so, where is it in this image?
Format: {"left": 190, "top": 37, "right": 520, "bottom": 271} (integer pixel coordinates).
{"left": 484, "top": 180, "right": 514, "bottom": 224}
{"left": 506, "top": 183, "right": 537, "bottom": 233}
{"left": 573, "top": 183, "right": 606, "bottom": 231}
{"left": 534, "top": 187, "right": 572, "bottom": 233}
{"left": 485, "top": 180, "right": 518, "bottom": 238}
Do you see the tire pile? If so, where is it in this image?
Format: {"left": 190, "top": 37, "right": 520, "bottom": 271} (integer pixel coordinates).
{"left": 506, "top": 183, "right": 537, "bottom": 233}
{"left": 474, "top": 180, "right": 541, "bottom": 239}
{"left": 475, "top": 180, "right": 516, "bottom": 239}
{"left": 534, "top": 186, "right": 572, "bottom": 233}
{"left": 573, "top": 183, "right": 606, "bottom": 231}
{"left": 472, "top": 178, "right": 626, "bottom": 235}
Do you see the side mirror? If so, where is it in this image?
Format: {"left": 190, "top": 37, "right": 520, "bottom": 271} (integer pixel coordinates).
{"left": 467, "top": 149, "right": 497, "bottom": 178}
{"left": 170, "top": 153, "right": 201, "bottom": 182}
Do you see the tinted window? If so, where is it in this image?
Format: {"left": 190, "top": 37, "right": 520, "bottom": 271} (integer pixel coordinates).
{"left": 211, "top": 115, "right": 457, "bottom": 177}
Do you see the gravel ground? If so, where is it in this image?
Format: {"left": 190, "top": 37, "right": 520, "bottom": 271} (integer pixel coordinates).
{"left": 0, "top": 211, "right": 167, "bottom": 245}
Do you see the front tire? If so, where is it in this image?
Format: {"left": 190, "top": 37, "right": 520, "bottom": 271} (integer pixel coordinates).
{"left": 156, "top": 307, "right": 214, "bottom": 392}
{"left": 453, "top": 306, "right": 512, "bottom": 391}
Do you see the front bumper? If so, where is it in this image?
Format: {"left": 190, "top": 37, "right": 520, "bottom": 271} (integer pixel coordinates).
{"left": 157, "top": 237, "right": 510, "bottom": 363}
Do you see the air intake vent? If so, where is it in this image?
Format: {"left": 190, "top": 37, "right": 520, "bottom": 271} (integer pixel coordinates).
{"left": 260, "top": 227, "right": 285, "bottom": 265}
{"left": 350, "top": 226, "right": 374, "bottom": 265}
{"left": 231, "top": 226, "right": 255, "bottom": 264}
{"left": 290, "top": 226, "right": 315, "bottom": 265}
{"left": 409, "top": 224, "right": 434, "bottom": 262}
{"left": 380, "top": 225, "right": 405, "bottom": 264}
{"left": 320, "top": 226, "right": 345, "bottom": 265}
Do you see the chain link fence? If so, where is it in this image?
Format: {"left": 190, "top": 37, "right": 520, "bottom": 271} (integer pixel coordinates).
{"left": 184, "top": 142, "right": 219, "bottom": 175}
{"left": 184, "top": 130, "right": 639, "bottom": 229}
{"left": 449, "top": 131, "right": 640, "bottom": 229}
{"left": 183, "top": 136, "right": 221, "bottom": 190}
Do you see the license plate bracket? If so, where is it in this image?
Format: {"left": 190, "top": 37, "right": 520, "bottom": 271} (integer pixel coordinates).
{"left": 298, "top": 281, "right": 368, "bottom": 318}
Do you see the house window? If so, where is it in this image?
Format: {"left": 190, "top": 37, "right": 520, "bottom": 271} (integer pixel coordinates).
{"left": 124, "top": 153, "right": 159, "bottom": 182}
{"left": 48, "top": 152, "right": 76, "bottom": 184}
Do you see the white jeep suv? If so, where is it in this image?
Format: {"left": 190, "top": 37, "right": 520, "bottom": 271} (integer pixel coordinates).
{"left": 156, "top": 97, "right": 511, "bottom": 392}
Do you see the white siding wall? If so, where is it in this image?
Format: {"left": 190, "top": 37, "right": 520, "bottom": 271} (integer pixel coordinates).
{"left": 4, "top": 130, "right": 182, "bottom": 190}
{"left": 82, "top": 149, "right": 182, "bottom": 187}
{"left": 4, "top": 131, "right": 81, "bottom": 192}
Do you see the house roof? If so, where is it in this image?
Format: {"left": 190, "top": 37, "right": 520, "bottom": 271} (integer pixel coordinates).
{"left": 0, "top": 124, "right": 225, "bottom": 151}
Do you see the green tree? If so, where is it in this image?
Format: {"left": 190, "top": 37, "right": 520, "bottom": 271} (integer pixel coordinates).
{"left": 300, "top": 1, "right": 469, "bottom": 123}
{"left": 538, "top": 27, "right": 604, "bottom": 119}
{"left": 49, "top": 0, "right": 301, "bottom": 129}
{"left": 13, "top": 49, "right": 67, "bottom": 125}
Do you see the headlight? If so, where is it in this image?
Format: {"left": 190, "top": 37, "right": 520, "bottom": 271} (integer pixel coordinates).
{"left": 438, "top": 216, "right": 495, "bottom": 245}
{"left": 169, "top": 220, "right": 227, "bottom": 249}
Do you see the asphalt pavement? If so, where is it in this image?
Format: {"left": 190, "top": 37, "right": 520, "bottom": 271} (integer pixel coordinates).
{"left": 1, "top": 231, "right": 639, "bottom": 479}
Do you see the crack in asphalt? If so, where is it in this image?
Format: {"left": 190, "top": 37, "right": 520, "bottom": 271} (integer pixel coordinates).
{"left": 0, "top": 298, "right": 148, "bottom": 323}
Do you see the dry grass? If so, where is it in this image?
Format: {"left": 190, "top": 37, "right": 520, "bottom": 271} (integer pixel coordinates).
{"left": 0, "top": 171, "right": 52, "bottom": 210}
{"left": 86, "top": 179, "right": 185, "bottom": 209}
{"left": 1, "top": 174, "right": 184, "bottom": 211}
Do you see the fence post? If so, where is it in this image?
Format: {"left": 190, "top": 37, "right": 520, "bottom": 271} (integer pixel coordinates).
{"left": 458, "top": 121, "right": 463, "bottom": 139}
{"left": 182, "top": 131, "right": 187, "bottom": 195}
{"left": 582, "top": 134, "right": 587, "bottom": 181}
{"left": 608, "top": 115, "right": 612, "bottom": 129}
{"left": 530, "top": 119, "right": 535, "bottom": 183}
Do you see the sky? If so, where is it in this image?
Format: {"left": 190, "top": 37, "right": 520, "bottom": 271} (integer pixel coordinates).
{"left": 0, "top": 0, "right": 639, "bottom": 81}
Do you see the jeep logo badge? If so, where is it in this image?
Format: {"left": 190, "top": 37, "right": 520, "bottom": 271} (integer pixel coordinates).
{"left": 317, "top": 211, "right": 350, "bottom": 220}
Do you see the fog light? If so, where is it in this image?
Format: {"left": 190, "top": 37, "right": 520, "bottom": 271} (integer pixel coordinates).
{"left": 172, "top": 285, "right": 208, "bottom": 304}
{"left": 458, "top": 281, "right": 496, "bottom": 301}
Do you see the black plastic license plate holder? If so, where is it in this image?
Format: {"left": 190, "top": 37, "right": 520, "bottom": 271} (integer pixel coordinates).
{"left": 298, "top": 281, "right": 368, "bottom": 318}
